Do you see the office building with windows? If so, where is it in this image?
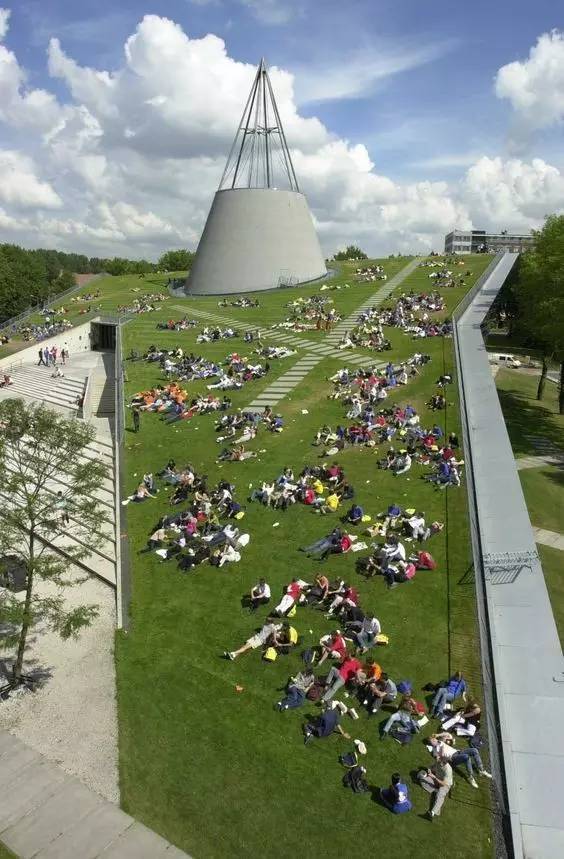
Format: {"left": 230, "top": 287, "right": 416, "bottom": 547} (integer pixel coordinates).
{"left": 444, "top": 229, "right": 535, "bottom": 254}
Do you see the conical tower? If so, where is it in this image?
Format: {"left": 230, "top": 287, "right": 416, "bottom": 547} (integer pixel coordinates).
{"left": 185, "top": 59, "right": 326, "bottom": 295}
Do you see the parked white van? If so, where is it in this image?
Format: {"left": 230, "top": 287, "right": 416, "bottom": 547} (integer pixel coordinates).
{"left": 489, "top": 353, "right": 522, "bottom": 368}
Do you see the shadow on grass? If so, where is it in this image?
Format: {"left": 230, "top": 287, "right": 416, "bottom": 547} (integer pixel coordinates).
{"left": 545, "top": 468, "right": 564, "bottom": 490}
{"left": 496, "top": 388, "right": 563, "bottom": 456}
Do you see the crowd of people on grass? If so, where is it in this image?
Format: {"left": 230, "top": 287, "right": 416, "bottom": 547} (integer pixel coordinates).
{"left": 120, "top": 269, "right": 491, "bottom": 822}
{"left": 138, "top": 346, "right": 271, "bottom": 390}
{"left": 328, "top": 356, "right": 429, "bottom": 410}
{"left": 16, "top": 319, "right": 73, "bottom": 343}
{"left": 355, "top": 265, "right": 387, "bottom": 282}
{"left": 272, "top": 296, "right": 342, "bottom": 332}
{"left": 156, "top": 317, "right": 198, "bottom": 331}
{"left": 338, "top": 291, "right": 451, "bottom": 349}
{"left": 70, "top": 290, "right": 102, "bottom": 302}
{"left": 117, "top": 293, "right": 169, "bottom": 314}
{"left": 220, "top": 530, "right": 489, "bottom": 818}
{"left": 218, "top": 297, "right": 260, "bottom": 308}
{"left": 127, "top": 468, "right": 251, "bottom": 569}
{"left": 197, "top": 326, "right": 238, "bottom": 342}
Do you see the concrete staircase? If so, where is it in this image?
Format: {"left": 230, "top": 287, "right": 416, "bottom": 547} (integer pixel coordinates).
{"left": 0, "top": 359, "right": 117, "bottom": 588}
{"left": 1, "top": 433, "right": 117, "bottom": 587}
{"left": 91, "top": 377, "right": 116, "bottom": 416}
{"left": 0, "top": 366, "right": 85, "bottom": 414}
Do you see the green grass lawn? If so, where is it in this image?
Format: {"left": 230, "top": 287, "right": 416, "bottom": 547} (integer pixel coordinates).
{"left": 0, "top": 842, "right": 17, "bottom": 859}
{"left": 495, "top": 367, "right": 564, "bottom": 643}
{"left": 112, "top": 256, "right": 495, "bottom": 858}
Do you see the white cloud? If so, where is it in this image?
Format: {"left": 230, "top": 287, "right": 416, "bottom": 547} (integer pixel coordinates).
{"left": 495, "top": 30, "right": 564, "bottom": 132}
{"left": 0, "top": 11, "right": 561, "bottom": 258}
{"left": 461, "top": 156, "right": 564, "bottom": 229}
{"left": 239, "top": 0, "right": 296, "bottom": 25}
{"left": 294, "top": 40, "right": 457, "bottom": 104}
{"left": 0, "top": 7, "right": 10, "bottom": 40}
{"left": 0, "top": 150, "right": 62, "bottom": 208}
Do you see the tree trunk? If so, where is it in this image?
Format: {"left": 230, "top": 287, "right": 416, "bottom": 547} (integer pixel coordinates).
{"left": 536, "top": 357, "right": 548, "bottom": 401}
{"left": 13, "top": 533, "right": 34, "bottom": 683}
{"left": 560, "top": 362, "right": 564, "bottom": 415}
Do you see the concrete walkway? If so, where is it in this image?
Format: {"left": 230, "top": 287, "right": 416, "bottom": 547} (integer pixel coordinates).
{"left": 455, "top": 252, "right": 564, "bottom": 859}
{"left": 0, "top": 730, "right": 189, "bottom": 858}
{"left": 516, "top": 453, "right": 564, "bottom": 470}
{"left": 533, "top": 527, "right": 564, "bottom": 551}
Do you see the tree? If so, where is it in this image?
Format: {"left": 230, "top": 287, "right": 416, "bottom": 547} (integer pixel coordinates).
{"left": 0, "top": 400, "right": 109, "bottom": 686}
{"left": 333, "top": 245, "right": 368, "bottom": 261}
{"left": 514, "top": 215, "right": 564, "bottom": 411}
{"left": 158, "top": 249, "right": 195, "bottom": 272}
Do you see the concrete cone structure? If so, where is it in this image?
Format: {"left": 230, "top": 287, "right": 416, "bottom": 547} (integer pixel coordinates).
{"left": 185, "top": 59, "right": 326, "bottom": 296}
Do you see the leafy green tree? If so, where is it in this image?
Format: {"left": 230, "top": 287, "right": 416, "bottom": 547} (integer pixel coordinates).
{"left": 333, "top": 245, "right": 368, "bottom": 261}
{"left": 514, "top": 215, "right": 564, "bottom": 410}
{"left": 158, "top": 249, "right": 195, "bottom": 271}
{"left": 0, "top": 400, "right": 109, "bottom": 685}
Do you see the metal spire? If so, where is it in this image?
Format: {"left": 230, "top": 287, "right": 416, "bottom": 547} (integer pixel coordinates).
{"left": 219, "top": 58, "right": 300, "bottom": 192}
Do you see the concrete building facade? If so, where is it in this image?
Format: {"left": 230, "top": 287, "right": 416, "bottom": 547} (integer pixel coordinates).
{"left": 445, "top": 228, "right": 535, "bottom": 254}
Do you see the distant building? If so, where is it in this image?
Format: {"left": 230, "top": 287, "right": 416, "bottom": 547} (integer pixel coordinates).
{"left": 444, "top": 229, "right": 535, "bottom": 255}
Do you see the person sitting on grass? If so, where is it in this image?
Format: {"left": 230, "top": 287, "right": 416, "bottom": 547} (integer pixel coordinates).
{"left": 326, "top": 583, "right": 359, "bottom": 617}
{"left": 305, "top": 573, "right": 330, "bottom": 605}
{"left": 122, "top": 482, "right": 156, "bottom": 505}
{"left": 355, "top": 614, "right": 381, "bottom": 652}
{"left": 224, "top": 622, "right": 281, "bottom": 661}
{"left": 303, "top": 704, "right": 351, "bottom": 744}
{"left": 361, "top": 673, "right": 397, "bottom": 715}
{"left": 249, "top": 578, "right": 271, "bottom": 612}
{"left": 274, "top": 622, "right": 299, "bottom": 654}
{"left": 380, "top": 696, "right": 422, "bottom": 739}
{"left": 416, "top": 758, "right": 453, "bottom": 819}
{"left": 345, "top": 503, "right": 364, "bottom": 525}
{"left": 322, "top": 653, "right": 363, "bottom": 702}
{"left": 317, "top": 630, "right": 347, "bottom": 665}
{"left": 276, "top": 669, "right": 315, "bottom": 710}
{"left": 379, "top": 773, "right": 412, "bottom": 814}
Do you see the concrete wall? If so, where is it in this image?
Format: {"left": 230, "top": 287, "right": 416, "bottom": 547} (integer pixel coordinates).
{"left": 185, "top": 188, "right": 327, "bottom": 295}
{"left": 0, "top": 321, "right": 93, "bottom": 372}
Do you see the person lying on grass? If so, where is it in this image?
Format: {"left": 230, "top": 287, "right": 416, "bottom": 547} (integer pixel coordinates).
{"left": 276, "top": 669, "right": 316, "bottom": 710}
{"left": 271, "top": 578, "right": 310, "bottom": 617}
{"left": 426, "top": 734, "right": 491, "bottom": 789}
{"left": 303, "top": 704, "right": 351, "bottom": 743}
{"left": 225, "top": 622, "right": 282, "bottom": 661}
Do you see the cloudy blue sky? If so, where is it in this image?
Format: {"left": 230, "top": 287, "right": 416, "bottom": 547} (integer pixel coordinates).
{"left": 1, "top": 0, "right": 563, "bottom": 258}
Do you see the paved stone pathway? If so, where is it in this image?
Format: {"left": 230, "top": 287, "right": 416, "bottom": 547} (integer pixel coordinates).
{"left": 245, "top": 354, "right": 323, "bottom": 411}
{"left": 171, "top": 304, "right": 376, "bottom": 366}
{"left": 516, "top": 453, "right": 564, "bottom": 470}
{"left": 0, "top": 730, "right": 189, "bottom": 858}
{"left": 533, "top": 527, "right": 564, "bottom": 551}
